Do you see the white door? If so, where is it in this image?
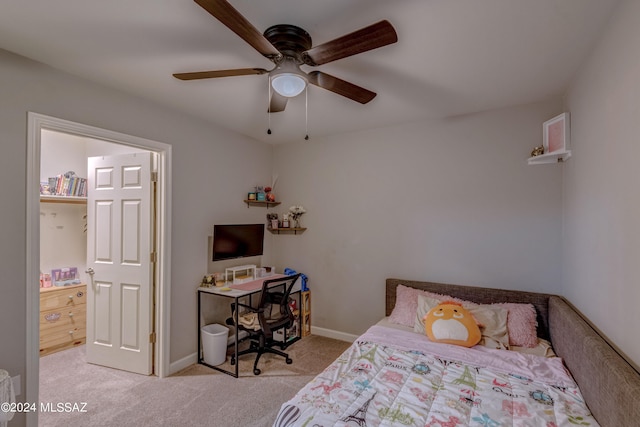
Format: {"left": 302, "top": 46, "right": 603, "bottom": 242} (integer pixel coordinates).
{"left": 86, "top": 153, "right": 154, "bottom": 375}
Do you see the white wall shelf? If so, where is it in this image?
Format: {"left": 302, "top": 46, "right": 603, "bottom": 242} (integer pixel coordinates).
{"left": 40, "top": 195, "right": 87, "bottom": 204}
{"left": 527, "top": 150, "right": 571, "bottom": 165}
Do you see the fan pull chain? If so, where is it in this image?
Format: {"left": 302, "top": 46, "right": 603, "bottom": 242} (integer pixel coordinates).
{"left": 304, "top": 85, "right": 309, "bottom": 141}
{"left": 267, "top": 76, "right": 272, "bottom": 135}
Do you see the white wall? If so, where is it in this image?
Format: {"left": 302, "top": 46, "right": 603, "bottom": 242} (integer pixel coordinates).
{"left": 272, "top": 99, "right": 564, "bottom": 335}
{"left": 564, "top": 0, "right": 640, "bottom": 368}
{"left": 40, "top": 130, "right": 89, "bottom": 281}
{"left": 0, "top": 48, "right": 273, "bottom": 426}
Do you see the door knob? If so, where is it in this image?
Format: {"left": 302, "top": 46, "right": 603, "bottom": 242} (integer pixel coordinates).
{"left": 85, "top": 268, "right": 95, "bottom": 276}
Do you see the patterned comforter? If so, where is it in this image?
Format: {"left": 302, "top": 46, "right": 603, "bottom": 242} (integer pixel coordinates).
{"left": 274, "top": 325, "right": 599, "bottom": 427}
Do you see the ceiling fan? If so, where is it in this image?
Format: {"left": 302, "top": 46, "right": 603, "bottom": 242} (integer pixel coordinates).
{"left": 173, "top": 0, "right": 398, "bottom": 113}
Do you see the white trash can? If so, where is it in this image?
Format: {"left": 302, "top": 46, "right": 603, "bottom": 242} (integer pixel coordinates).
{"left": 201, "top": 324, "right": 229, "bottom": 366}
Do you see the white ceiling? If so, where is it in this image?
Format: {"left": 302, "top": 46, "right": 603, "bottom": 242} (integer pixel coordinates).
{"left": 0, "top": 0, "right": 619, "bottom": 144}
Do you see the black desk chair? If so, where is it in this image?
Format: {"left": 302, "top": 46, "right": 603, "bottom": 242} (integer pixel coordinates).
{"left": 228, "top": 273, "right": 301, "bottom": 375}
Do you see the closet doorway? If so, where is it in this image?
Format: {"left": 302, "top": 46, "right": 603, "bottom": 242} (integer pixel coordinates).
{"left": 25, "top": 113, "right": 172, "bottom": 419}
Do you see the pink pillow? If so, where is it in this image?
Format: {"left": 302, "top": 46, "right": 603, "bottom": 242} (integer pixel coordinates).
{"left": 492, "top": 303, "right": 538, "bottom": 348}
{"left": 388, "top": 285, "right": 424, "bottom": 327}
{"left": 388, "top": 284, "right": 538, "bottom": 348}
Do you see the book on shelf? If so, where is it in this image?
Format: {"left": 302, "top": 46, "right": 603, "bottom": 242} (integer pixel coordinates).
{"left": 41, "top": 172, "right": 87, "bottom": 197}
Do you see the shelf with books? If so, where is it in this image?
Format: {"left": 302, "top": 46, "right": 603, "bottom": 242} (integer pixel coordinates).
{"left": 42, "top": 173, "right": 88, "bottom": 199}
{"left": 40, "top": 195, "right": 87, "bottom": 205}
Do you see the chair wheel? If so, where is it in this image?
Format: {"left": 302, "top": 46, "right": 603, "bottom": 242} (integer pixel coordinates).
{"left": 253, "top": 368, "right": 261, "bottom": 375}
{"left": 286, "top": 358, "right": 292, "bottom": 364}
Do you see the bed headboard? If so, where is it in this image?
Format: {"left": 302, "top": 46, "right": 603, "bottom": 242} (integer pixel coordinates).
{"left": 385, "top": 278, "right": 640, "bottom": 427}
{"left": 385, "top": 278, "right": 554, "bottom": 340}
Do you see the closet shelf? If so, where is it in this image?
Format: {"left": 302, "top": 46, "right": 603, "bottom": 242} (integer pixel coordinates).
{"left": 40, "top": 195, "right": 87, "bottom": 205}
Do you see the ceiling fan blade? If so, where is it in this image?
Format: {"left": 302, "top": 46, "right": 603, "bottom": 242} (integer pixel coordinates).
{"left": 307, "top": 71, "right": 376, "bottom": 104}
{"left": 173, "top": 68, "right": 268, "bottom": 80}
{"left": 268, "top": 92, "right": 288, "bottom": 113}
{"left": 194, "top": 0, "right": 281, "bottom": 59}
{"left": 302, "top": 20, "right": 397, "bottom": 66}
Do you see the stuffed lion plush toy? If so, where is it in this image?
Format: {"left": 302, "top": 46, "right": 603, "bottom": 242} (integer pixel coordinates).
{"left": 422, "top": 301, "right": 481, "bottom": 347}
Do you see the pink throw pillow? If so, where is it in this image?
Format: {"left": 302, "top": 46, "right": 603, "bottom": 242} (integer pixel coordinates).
{"left": 492, "top": 303, "right": 538, "bottom": 348}
{"left": 388, "top": 285, "right": 423, "bottom": 327}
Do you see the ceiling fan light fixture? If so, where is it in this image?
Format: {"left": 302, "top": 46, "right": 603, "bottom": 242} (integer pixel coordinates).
{"left": 271, "top": 73, "right": 307, "bottom": 97}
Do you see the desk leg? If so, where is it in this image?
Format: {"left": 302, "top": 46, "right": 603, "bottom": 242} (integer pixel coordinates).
{"left": 197, "top": 290, "right": 202, "bottom": 363}
{"left": 234, "top": 295, "right": 239, "bottom": 378}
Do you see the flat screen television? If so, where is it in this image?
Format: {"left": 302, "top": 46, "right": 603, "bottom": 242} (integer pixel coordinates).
{"left": 212, "top": 224, "right": 265, "bottom": 261}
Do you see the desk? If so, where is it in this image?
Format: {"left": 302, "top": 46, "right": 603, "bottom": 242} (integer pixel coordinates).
{"left": 197, "top": 274, "right": 302, "bottom": 377}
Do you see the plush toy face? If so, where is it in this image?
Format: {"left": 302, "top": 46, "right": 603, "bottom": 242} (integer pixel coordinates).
{"left": 423, "top": 301, "right": 481, "bottom": 347}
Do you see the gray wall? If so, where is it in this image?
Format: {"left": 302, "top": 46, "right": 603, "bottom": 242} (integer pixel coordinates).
{"left": 0, "top": 48, "right": 273, "bottom": 426}
{"left": 564, "top": 0, "right": 640, "bottom": 368}
{"left": 272, "top": 99, "right": 564, "bottom": 335}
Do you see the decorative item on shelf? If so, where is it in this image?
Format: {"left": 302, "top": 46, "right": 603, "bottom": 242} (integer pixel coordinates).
{"left": 289, "top": 205, "right": 306, "bottom": 228}
{"left": 267, "top": 213, "right": 279, "bottom": 229}
{"left": 530, "top": 145, "right": 544, "bottom": 157}
{"left": 269, "top": 175, "right": 279, "bottom": 202}
{"left": 543, "top": 112, "right": 570, "bottom": 154}
{"left": 264, "top": 186, "right": 276, "bottom": 202}
{"left": 282, "top": 213, "right": 290, "bottom": 228}
{"left": 255, "top": 186, "right": 266, "bottom": 201}
{"left": 528, "top": 112, "right": 572, "bottom": 165}
{"left": 248, "top": 192, "right": 256, "bottom": 200}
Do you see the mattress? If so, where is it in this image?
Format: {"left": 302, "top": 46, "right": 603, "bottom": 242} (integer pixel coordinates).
{"left": 273, "top": 323, "right": 597, "bottom": 426}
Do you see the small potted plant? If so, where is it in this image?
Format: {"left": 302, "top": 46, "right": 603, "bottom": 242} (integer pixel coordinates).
{"left": 289, "top": 205, "right": 306, "bottom": 228}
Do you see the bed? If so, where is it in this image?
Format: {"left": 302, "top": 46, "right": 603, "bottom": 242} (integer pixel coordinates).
{"left": 273, "top": 278, "right": 640, "bottom": 427}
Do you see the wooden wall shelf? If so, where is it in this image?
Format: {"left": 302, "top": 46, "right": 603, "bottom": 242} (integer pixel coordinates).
{"left": 268, "top": 227, "right": 306, "bottom": 235}
{"left": 244, "top": 200, "right": 281, "bottom": 208}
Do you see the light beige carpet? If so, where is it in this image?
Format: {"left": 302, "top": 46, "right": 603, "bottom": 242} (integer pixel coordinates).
{"left": 39, "top": 336, "right": 351, "bottom": 427}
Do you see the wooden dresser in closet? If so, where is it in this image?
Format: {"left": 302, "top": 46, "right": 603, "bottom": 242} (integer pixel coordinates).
{"left": 40, "top": 283, "right": 87, "bottom": 356}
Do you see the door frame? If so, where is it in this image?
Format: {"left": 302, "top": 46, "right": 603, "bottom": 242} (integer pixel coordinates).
{"left": 25, "top": 112, "right": 172, "bottom": 423}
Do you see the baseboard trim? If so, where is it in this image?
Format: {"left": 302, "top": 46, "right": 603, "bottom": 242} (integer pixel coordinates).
{"left": 169, "top": 327, "right": 357, "bottom": 374}
{"left": 311, "top": 326, "right": 358, "bottom": 343}
{"left": 169, "top": 352, "right": 197, "bottom": 375}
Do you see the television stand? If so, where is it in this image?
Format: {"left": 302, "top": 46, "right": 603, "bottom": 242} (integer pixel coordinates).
{"left": 225, "top": 265, "right": 256, "bottom": 285}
